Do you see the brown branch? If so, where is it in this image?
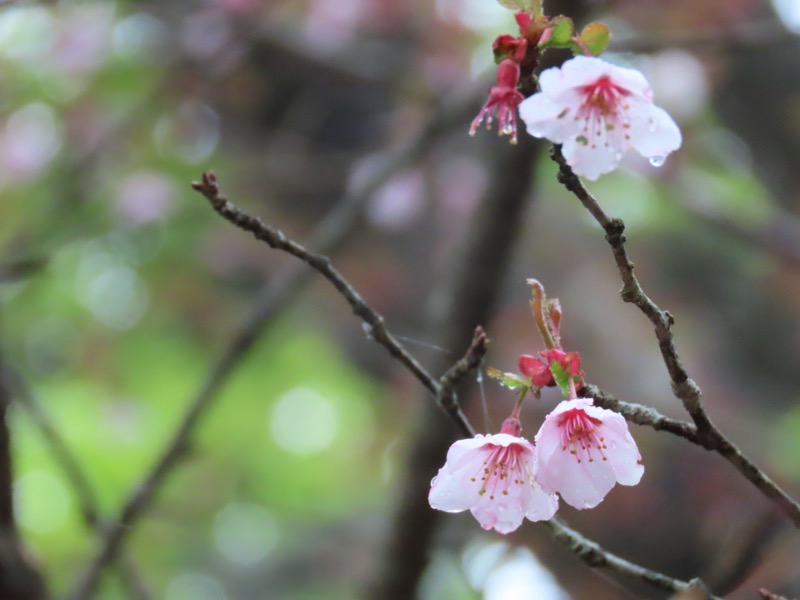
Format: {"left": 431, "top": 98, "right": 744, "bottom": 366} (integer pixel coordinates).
{"left": 551, "top": 145, "right": 711, "bottom": 431}
{"left": 436, "top": 326, "right": 488, "bottom": 436}
{"left": 583, "top": 384, "right": 701, "bottom": 442}
{"left": 550, "top": 145, "right": 800, "bottom": 528}
{"left": 192, "top": 172, "right": 474, "bottom": 434}
{"left": 546, "top": 517, "right": 721, "bottom": 599}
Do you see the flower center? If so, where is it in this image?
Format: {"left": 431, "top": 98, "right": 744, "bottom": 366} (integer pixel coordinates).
{"left": 572, "top": 75, "right": 633, "bottom": 148}
{"left": 581, "top": 75, "right": 626, "bottom": 117}
{"left": 557, "top": 408, "right": 607, "bottom": 463}
{"left": 468, "top": 444, "right": 527, "bottom": 500}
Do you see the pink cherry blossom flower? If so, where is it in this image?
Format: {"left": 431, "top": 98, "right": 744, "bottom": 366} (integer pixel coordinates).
{"left": 534, "top": 398, "right": 643, "bottom": 509}
{"left": 429, "top": 432, "right": 558, "bottom": 534}
{"left": 518, "top": 55, "right": 682, "bottom": 180}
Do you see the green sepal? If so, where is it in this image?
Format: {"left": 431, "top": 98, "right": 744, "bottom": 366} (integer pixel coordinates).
{"left": 539, "top": 15, "right": 574, "bottom": 48}
{"left": 549, "top": 360, "right": 572, "bottom": 397}
{"left": 570, "top": 22, "right": 610, "bottom": 56}
{"left": 486, "top": 367, "right": 530, "bottom": 391}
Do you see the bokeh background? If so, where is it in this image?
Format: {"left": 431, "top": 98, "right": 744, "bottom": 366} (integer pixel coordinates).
{"left": 1, "top": 0, "right": 800, "bottom": 598}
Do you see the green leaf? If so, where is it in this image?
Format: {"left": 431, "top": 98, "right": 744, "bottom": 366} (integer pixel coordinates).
{"left": 539, "top": 16, "right": 574, "bottom": 48}
{"left": 486, "top": 367, "right": 530, "bottom": 391}
{"left": 549, "top": 360, "right": 571, "bottom": 397}
{"left": 571, "top": 22, "right": 611, "bottom": 56}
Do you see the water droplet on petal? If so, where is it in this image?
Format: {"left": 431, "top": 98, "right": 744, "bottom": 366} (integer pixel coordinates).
{"left": 430, "top": 476, "right": 438, "bottom": 486}
{"left": 648, "top": 155, "right": 665, "bottom": 167}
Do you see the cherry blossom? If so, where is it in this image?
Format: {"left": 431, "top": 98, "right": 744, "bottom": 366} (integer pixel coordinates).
{"left": 534, "top": 397, "right": 643, "bottom": 509}
{"left": 470, "top": 59, "right": 524, "bottom": 144}
{"left": 429, "top": 431, "right": 558, "bottom": 534}
{"left": 518, "top": 55, "right": 682, "bottom": 180}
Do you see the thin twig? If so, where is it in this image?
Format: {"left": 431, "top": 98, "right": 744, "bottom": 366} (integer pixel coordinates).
{"left": 551, "top": 145, "right": 710, "bottom": 431}
{"left": 550, "top": 145, "right": 800, "bottom": 528}
{"left": 193, "top": 172, "right": 473, "bottom": 433}
{"left": 436, "top": 326, "right": 489, "bottom": 437}
{"left": 546, "top": 517, "right": 721, "bottom": 599}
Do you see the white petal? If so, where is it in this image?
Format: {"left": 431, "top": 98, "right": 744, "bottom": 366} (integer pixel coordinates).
{"left": 524, "top": 479, "right": 559, "bottom": 522}
{"left": 598, "top": 414, "right": 644, "bottom": 486}
{"left": 429, "top": 439, "right": 490, "bottom": 512}
{"left": 626, "top": 100, "right": 682, "bottom": 159}
{"left": 547, "top": 397, "right": 594, "bottom": 418}
{"left": 541, "top": 56, "right": 609, "bottom": 96}
{"left": 562, "top": 136, "right": 622, "bottom": 181}
{"left": 470, "top": 493, "right": 527, "bottom": 534}
{"left": 468, "top": 443, "right": 536, "bottom": 534}
{"left": 518, "top": 93, "right": 578, "bottom": 143}
{"left": 536, "top": 445, "right": 616, "bottom": 509}
{"left": 428, "top": 462, "right": 483, "bottom": 513}
{"left": 606, "top": 62, "right": 652, "bottom": 99}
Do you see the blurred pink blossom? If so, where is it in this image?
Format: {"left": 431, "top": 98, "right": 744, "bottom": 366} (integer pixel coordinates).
{"left": 0, "top": 103, "right": 62, "bottom": 182}
{"left": 116, "top": 172, "right": 176, "bottom": 225}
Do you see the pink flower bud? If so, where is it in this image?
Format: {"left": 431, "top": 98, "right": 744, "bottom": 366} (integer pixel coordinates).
{"left": 518, "top": 354, "right": 553, "bottom": 387}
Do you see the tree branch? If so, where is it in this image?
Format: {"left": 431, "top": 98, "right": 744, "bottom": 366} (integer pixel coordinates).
{"left": 545, "top": 517, "right": 721, "bottom": 599}
{"left": 550, "top": 145, "right": 800, "bottom": 528}
{"left": 192, "top": 172, "right": 475, "bottom": 435}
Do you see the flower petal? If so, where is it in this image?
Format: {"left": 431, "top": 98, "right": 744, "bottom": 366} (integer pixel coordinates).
{"left": 470, "top": 488, "right": 528, "bottom": 534}
{"left": 561, "top": 136, "right": 622, "bottom": 181}
{"left": 536, "top": 442, "right": 616, "bottom": 509}
{"left": 541, "top": 56, "right": 607, "bottom": 95}
{"left": 429, "top": 461, "right": 483, "bottom": 513}
{"left": 588, "top": 409, "right": 644, "bottom": 486}
{"left": 524, "top": 475, "right": 559, "bottom": 521}
{"left": 518, "top": 92, "right": 578, "bottom": 143}
{"left": 626, "top": 99, "right": 682, "bottom": 159}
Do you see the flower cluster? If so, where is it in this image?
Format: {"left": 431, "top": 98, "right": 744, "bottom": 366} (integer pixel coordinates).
{"left": 519, "top": 56, "right": 682, "bottom": 180}
{"left": 470, "top": 4, "right": 681, "bottom": 179}
{"left": 429, "top": 282, "right": 644, "bottom": 534}
{"left": 429, "top": 397, "right": 643, "bottom": 533}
